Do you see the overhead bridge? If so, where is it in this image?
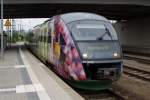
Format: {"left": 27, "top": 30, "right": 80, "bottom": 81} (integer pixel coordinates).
{"left": 4, "top": 0, "right": 150, "bottom": 5}
{"left": 2, "top": 0, "right": 150, "bottom": 19}
{"left": 2, "top": 0, "right": 150, "bottom": 57}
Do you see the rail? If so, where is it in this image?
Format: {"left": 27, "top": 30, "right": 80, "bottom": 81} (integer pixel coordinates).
{"left": 124, "top": 53, "right": 150, "bottom": 64}
{"left": 77, "top": 89, "right": 126, "bottom": 100}
{"left": 123, "top": 65, "right": 150, "bottom": 82}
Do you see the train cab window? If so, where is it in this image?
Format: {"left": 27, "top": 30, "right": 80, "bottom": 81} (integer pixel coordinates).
{"left": 77, "top": 24, "right": 111, "bottom": 40}
{"left": 68, "top": 20, "right": 118, "bottom": 41}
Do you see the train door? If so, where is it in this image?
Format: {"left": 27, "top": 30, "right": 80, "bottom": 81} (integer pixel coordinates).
{"left": 53, "top": 23, "right": 60, "bottom": 67}
{"left": 38, "top": 27, "right": 41, "bottom": 57}
{"left": 43, "top": 23, "right": 48, "bottom": 61}
{"left": 43, "top": 24, "right": 47, "bottom": 60}
{"left": 35, "top": 28, "right": 39, "bottom": 55}
{"left": 42, "top": 25, "right": 45, "bottom": 60}
{"left": 45, "top": 22, "right": 49, "bottom": 61}
{"left": 52, "top": 17, "right": 67, "bottom": 73}
{"left": 37, "top": 27, "right": 40, "bottom": 56}
{"left": 48, "top": 19, "right": 54, "bottom": 63}
{"left": 40, "top": 26, "right": 43, "bottom": 58}
{"left": 33, "top": 29, "right": 36, "bottom": 53}
{"left": 59, "top": 32, "right": 66, "bottom": 66}
{"left": 47, "top": 21, "right": 51, "bottom": 63}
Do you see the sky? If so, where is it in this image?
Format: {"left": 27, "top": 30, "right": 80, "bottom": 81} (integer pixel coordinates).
{"left": 3, "top": 18, "right": 116, "bottom": 31}
{"left": 4, "top": 18, "right": 49, "bottom": 31}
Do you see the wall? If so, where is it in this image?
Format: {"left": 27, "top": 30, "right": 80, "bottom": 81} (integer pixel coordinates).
{"left": 114, "top": 17, "right": 150, "bottom": 54}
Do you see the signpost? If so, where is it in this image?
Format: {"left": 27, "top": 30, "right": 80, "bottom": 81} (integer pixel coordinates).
{"left": 1, "top": 0, "right": 3, "bottom": 59}
{"left": 4, "top": 19, "right": 11, "bottom": 26}
{"left": 5, "top": 19, "right": 11, "bottom": 47}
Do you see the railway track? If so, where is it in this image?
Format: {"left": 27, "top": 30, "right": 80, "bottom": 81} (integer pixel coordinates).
{"left": 78, "top": 89, "right": 126, "bottom": 100}
{"left": 124, "top": 54, "right": 150, "bottom": 64}
{"left": 78, "top": 64, "right": 150, "bottom": 100}
{"left": 123, "top": 65, "right": 150, "bottom": 82}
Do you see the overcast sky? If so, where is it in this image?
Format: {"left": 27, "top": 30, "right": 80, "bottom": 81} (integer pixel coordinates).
{"left": 3, "top": 18, "right": 116, "bottom": 31}
{"left": 4, "top": 18, "right": 49, "bottom": 31}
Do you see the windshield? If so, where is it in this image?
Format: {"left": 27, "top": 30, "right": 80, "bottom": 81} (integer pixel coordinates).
{"left": 68, "top": 20, "right": 118, "bottom": 41}
{"left": 67, "top": 20, "right": 120, "bottom": 60}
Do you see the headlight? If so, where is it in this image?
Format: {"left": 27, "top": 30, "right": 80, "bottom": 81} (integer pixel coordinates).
{"left": 83, "top": 53, "right": 88, "bottom": 58}
{"left": 113, "top": 52, "right": 120, "bottom": 58}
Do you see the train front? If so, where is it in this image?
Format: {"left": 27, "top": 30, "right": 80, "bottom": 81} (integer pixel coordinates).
{"left": 66, "top": 18, "right": 122, "bottom": 90}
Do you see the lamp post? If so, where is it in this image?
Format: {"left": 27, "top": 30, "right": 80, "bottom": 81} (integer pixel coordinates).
{"left": 1, "top": 0, "right": 3, "bottom": 59}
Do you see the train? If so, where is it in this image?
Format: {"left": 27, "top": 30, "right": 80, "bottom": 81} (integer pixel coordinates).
{"left": 26, "top": 12, "right": 123, "bottom": 90}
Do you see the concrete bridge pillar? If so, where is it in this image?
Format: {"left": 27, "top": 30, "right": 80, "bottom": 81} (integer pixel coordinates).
{"left": 114, "top": 17, "right": 150, "bottom": 54}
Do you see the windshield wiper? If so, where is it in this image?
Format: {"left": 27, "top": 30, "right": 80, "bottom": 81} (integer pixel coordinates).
{"left": 97, "top": 28, "right": 112, "bottom": 40}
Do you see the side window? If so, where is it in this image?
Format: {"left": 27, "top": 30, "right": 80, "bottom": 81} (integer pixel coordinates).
{"left": 39, "top": 36, "right": 41, "bottom": 42}
{"left": 60, "top": 34, "right": 66, "bottom": 45}
{"left": 40, "top": 29, "right": 43, "bottom": 42}
{"left": 44, "top": 27, "right": 47, "bottom": 42}
{"left": 43, "top": 36, "right": 46, "bottom": 42}
{"left": 48, "top": 23, "right": 51, "bottom": 43}
{"left": 38, "top": 36, "right": 40, "bottom": 42}
{"left": 40, "top": 36, "right": 42, "bottom": 42}
{"left": 48, "top": 35, "right": 51, "bottom": 43}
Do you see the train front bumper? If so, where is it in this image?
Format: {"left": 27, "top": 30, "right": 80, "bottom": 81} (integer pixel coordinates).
{"left": 69, "top": 80, "right": 113, "bottom": 90}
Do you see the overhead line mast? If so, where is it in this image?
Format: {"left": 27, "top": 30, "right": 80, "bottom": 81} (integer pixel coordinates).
{"left": 1, "top": 0, "right": 3, "bottom": 59}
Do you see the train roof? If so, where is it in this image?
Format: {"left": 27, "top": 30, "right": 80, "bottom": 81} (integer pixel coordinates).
{"left": 33, "top": 19, "right": 50, "bottom": 29}
{"left": 60, "top": 12, "right": 108, "bottom": 24}
{"left": 33, "top": 24, "right": 41, "bottom": 28}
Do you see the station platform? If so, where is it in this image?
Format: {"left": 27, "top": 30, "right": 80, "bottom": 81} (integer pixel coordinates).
{"left": 0, "top": 45, "right": 84, "bottom": 100}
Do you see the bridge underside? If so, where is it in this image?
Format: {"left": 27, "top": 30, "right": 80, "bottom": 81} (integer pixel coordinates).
{"left": 3, "top": 4, "right": 150, "bottom": 19}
